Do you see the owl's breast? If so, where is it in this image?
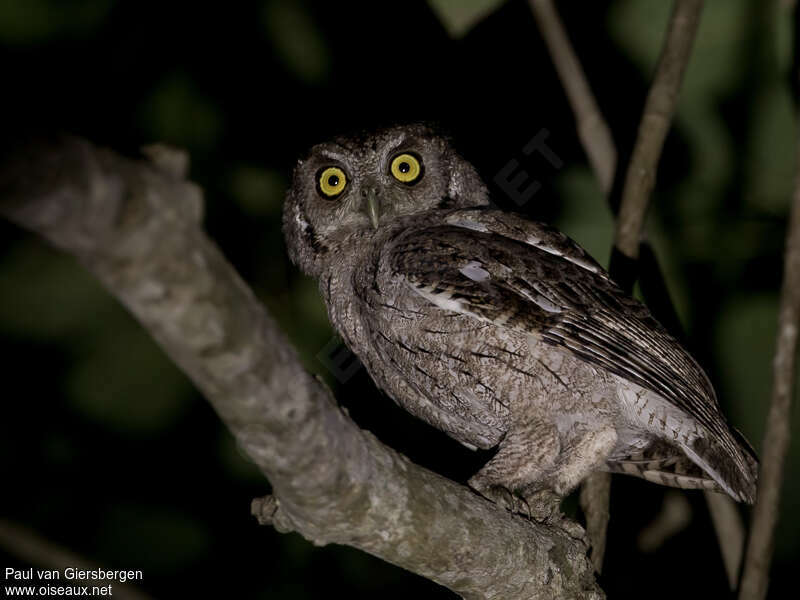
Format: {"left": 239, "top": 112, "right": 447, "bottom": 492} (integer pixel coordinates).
{"left": 322, "top": 257, "right": 511, "bottom": 449}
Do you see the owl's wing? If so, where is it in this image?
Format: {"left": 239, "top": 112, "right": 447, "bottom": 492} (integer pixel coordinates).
{"left": 389, "top": 211, "right": 757, "bottom": 500}
{"left": 391, "top": 214, "right": 720, "bottom": 426}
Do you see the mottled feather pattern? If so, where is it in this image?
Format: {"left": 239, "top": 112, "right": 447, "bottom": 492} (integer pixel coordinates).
{"left": 391, "top": 217, "right": 757, "bottom": 502}
{"left": 283, "top": 125, "right": 758, "bottom": 512}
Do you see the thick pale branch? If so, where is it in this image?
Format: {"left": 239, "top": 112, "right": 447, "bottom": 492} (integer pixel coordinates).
{"left": 738, "top": 122, "right": 800, "bottom": 600}
{"left": 528, "top": 0, "right": 616, "bottom": 195}
{"left": 0, "top": 136, "right": 602, "bottom": 600}
{"left": 614, "top": 0, "right": 703, "bottom": 260}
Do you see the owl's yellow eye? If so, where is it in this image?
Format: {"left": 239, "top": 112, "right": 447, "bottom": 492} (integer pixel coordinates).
{"left": 318, "top": 166, "right": 347, "bottom": 198}
{"left": 390, "top": 153, "right": 423, "bottom": 184}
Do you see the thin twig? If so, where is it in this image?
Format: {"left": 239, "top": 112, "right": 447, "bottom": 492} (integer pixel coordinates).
{"left": 738, "top": 109, "right": 800, "bottom": 600}
{"left": 610, "top": 1, "right": 750, "bottom": 587}
{"left": 0, "top": 136, "right": 603, "bottom": 600}
{"left": 531, "top": 0, "right": 744, "bottom": 588}
{"left": 614, "top": 0, "right": 704, "bottom": 260}
{"left": 0, "top": 519, "right": 152, "bottom": 600}
{"left": 601, "top": 0, "right": 705, "bottom": 574}
{"left": 705, "top": 492, "right": 745, "bottom": 590}
{"left": 637, "top": 491, "right": 692, "bottom": 553}
{"left": 528, "top": 0, "right": 616, "bottom": 195}
{"left": 578, "top": 472, "right": 611, "bottom": 572}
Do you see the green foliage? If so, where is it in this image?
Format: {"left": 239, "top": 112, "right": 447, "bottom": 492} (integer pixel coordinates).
{"left": 554, "top": 165, "right": 614, "bottom": 267}
{"left": 0, "top": 0, "right": 112, "bottom": 44}
{"left": 426, "top": 0, "right": 506, "bottom": 38}
{"left": 262, "top": 0, "right": 331, "bottom": 85}
{"left": 138, "top": 74, "right": 223, "bottom": 152}
{"left": 95, "top": 504, "right": 212, "bottom": 571}
{"left": 230, "top": 165, "right": 287, "bottom": 217}
{"left": 715, "top": 293, "right": 800, "bottom": 558}
{"left": 65, "top": 324, "right": 193, "bottom": 434}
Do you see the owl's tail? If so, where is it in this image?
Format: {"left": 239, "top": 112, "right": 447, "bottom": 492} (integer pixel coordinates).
{"left": 606, "top": 430, "right": 758, "bottom": 504}
{"left": 606, "top": 440, "right": 723, "bottom": 494}
{"left": 681, "top": 426, "right": 758, "bottom": 504}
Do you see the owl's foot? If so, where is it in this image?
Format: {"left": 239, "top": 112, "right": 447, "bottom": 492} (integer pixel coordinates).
{"left": 468, "top": 480, "right": 533, "bottom": 518}
{"left": 469, "top": 478, "right": 585, "bottom": 540}
{"left": 523, "top": 489, "right": 586, "bottom": 540}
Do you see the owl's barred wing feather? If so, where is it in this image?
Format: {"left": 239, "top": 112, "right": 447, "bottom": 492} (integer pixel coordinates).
{"left": 389, "top": 213, "right": 757, "bottom": 502}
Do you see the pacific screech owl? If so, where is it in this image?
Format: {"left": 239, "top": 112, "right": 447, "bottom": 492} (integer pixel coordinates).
{"left": 282, "top": 124, "right": 757, "bottom": 520}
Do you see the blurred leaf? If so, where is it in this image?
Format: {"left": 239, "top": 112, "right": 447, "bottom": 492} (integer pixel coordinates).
{"left": 715, "top": 293, "right": 800, "bottom": 560}
{"left": 138, "top": 73, "right": 223, "bottom": 151}
{"left": 643, "top": 225, "right": 692, "bottom": 331}
{"left": 0, "top": 0, "right": 112, "bottom": 44}
{"left": 96, "top": 504, "right": 211, "bottom": 572}
{"left": 744, "top": 84, "right": 795, "bottom": 215}
{"left": 715, "top": 293, "right": 774, "bottom": 445}
{"left": 262, "top": 0, "right": 331, "bottom": 85}
{"left": 610, "top": 0, "right": 750, "bottom": 217}
{"left": 0, "top": 240, "right": 117, "bottom": 340}
{"left": 553, "top": 166, "right": 613, "bottom": 268}
{"left": 230, "top": 165, "right": 286, "bottom": 217}
{"left": 426, "top": 0, "right": 506, "bottom": 38}
{"left": 66, "top": 324, "right": 193, "bottom": 434}
{"left": 610, "top": 0, "right": 749, "bottom": 99}
{"left": 42, "top": 433, "right": 79, "bottom": 467}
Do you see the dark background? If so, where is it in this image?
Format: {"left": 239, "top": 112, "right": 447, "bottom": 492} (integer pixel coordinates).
{"left": 0, "top": 0, "right": 797, "bottom": 598}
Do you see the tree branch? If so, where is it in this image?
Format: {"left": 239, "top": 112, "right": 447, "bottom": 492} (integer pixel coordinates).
{"left": 738, "top": 98, "right": 800, "bottom": 600}
{"left": 705, "top": 492, "right": 745, "bottom": 590}
{"left": 0, "top": 136, "right": 603, "bottom": 600}
{"left": 614, "top": 0, "right": 703, "bottom": 262}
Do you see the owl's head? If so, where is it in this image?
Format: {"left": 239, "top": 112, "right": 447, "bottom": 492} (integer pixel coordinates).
{"left": 283, "top": 124, "right": 489, "bottom": 277}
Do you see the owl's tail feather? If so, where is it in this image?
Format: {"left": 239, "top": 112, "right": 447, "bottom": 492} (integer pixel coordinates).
{"left": 606, "top": 442, "right": 724, "bottom": 494}
{"left": 605, "top": 431, "right": 759, "bottom": 504}
{"left": 682, "top": 430, "right": 758, "bottom": 504}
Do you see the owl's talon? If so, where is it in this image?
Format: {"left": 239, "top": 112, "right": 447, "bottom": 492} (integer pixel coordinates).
{"left": 524, "top": 489, "right": 586, "bottom": 540}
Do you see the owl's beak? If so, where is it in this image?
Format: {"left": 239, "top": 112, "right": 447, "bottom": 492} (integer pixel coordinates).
{"left": 364, "top": 188, "right": 381, "bottom": 230}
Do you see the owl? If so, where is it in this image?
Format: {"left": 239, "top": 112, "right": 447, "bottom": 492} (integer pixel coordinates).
{"left": 282, "top": 124, "right": 758, "bottom": 521}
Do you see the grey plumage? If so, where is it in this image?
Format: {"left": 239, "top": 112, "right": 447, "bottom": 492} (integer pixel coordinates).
{"left": 283, "top": 124, "right": 758, "bottom": 518}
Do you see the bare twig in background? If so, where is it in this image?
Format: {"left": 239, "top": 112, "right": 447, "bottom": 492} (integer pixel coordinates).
{"left": 0, "top": 136, "right": 603, "bottom": 600}
{"left": 705, "top": 492, "right": 745, "bottom": 590}
{"left": 614, "top": 0, "right": 703, "bottom": 260}
{"left": 609, "top": 0, "right": 748, "bottom": 587}
{"left": 637, "top": 491, "right": 692, "bottom": 553}
{"left": 529, "top": 0, "right": 715, "bottom": 576}
{"left": 578, "top": 472, "right": 611, "bottom": 572}
{"left": 738, "top": 99, "right": 800, "bottom": 600}
{"left": 0, "top": 519, "right": 152, "bottom": 600}
{"left": 528, "top": 0, "right": 616, "bottom": 195}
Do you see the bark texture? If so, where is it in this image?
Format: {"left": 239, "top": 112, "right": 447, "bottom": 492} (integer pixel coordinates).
{"left": 0, "top": 135, "right": 603, "bottom": 600}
